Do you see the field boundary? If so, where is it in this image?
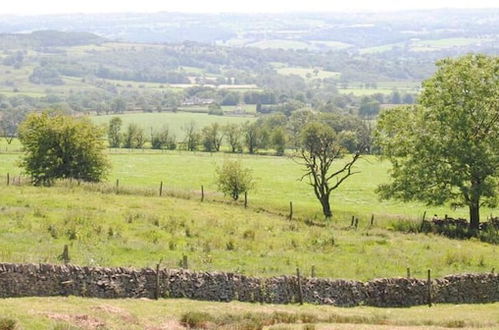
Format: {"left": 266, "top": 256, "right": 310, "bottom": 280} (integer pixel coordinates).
{"left": 0, "top": 263, "right": 497, "bottom": 307}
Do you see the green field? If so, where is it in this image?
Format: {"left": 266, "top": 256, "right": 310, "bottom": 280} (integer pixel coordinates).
{"left": 0, "top": 182, "right": 497, "bottom": 280}
{"left": 1, "top": 297, "right": 498, "bottom": 329}
{"left": 91, "top": 112, "right": 255, "bottom": 139}
{"left": 1, "top": 151, "right": 495, "bottom": 222}
{"left": 277, "top": 67, "right": 341, "bottom": 80}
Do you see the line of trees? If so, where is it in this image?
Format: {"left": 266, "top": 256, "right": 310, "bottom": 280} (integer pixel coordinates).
{"left": 106, "top": 111, "right": 373, "bottom": 156}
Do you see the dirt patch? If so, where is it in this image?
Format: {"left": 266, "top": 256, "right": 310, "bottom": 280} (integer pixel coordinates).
{"left": 92, "top": 304, "right": 138, "bottom": 324}
{"left": 43, "top": 312, "right": 105, "bottom": 329}
{"left": 145, "top": 320, "right": 186, "bottom": 330}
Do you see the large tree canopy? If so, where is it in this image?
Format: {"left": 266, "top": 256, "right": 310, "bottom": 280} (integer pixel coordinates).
{"left": 19, "top": 112, "right": 110, "bottom": 185}
{"left": 375, "top": 54, "right": 498, "bottom": 230}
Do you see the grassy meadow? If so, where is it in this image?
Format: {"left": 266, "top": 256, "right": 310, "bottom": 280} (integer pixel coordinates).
{"left": 1, "top": 297, "right": 498, "bottom": 329}
{"left": 1, "top": 149, "right": 493, "bottom": 223}
{"left": 91, "top": 112, "right": 255, "bottom": 139}
{"left": 0, "top": 183, "right": 497, "bottom": 280}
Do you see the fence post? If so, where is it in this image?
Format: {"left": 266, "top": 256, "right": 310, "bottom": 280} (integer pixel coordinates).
{"left": 354, "top": 218, "right": 359, "bottom": 229}
{"left": 350, "top": 215, "right": 355, "bottom": 227}
{"left": 406, "top": 267, "right": 411, "bottom": 279}
{"left": 244, "top": 191, "right": 248, "bottom": 208}
{"left": 289, "top": 201, "right": 293, "bottom": 220}
{"left": 427, "top": 269, "right": 432, "bottom": 307}
{"left": 311, "top": 265, "right": 316, "bottom": 278}
{"left": 182, "top": 255, "right": 188, "bottom": 269}
{"left": 201, "top": 185, "right": 204, "bottom": 202}
{"left": 159, "top": 181, "right": 163, "bottom": 197}
{"left": 155, "top": 262, "right": 161, "bottom": 300}
{"left": 370, "top": 214, "right": 375, "bottom": 226}
{"left": 115, "top": 179, "right": 119, "bottom": 193}
{"left": 6, "top": 173, "right": 9, "bottom": 186}
{"left": 296, "top": 267, "right": 303, "bottom": 305}
{"left": 61, "top": 245, "right": 70, "bottom": 264}
{"left": 422, "top": 210, "right": 427, "bottom": 221}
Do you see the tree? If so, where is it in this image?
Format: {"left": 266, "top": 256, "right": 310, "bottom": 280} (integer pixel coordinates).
{"left": 183, "top": 121, "right": 200, "bottom": 151}
{"left": 216, "top": 160, "right": 255, "bottom": 201}
{"left": 271, "top": 127, "right": 287, "bottom": 156}
{"left": 223, "top": 123, "right": 242, "bottom": 153}
{"left": 202, "top": 123, "right": 224, "bottom": 152}
{"left": 243, "top": 122, "right": 261, "bottom": 154}
{"left": 0, "top": 107, "right": 27, "bottom": 144}
{"left": 375, "top": 54, "right": 498, "bottom": 230}
{"left": 18, "top": 112, "right": 109, "bottom": 186}
{"left": 107, "top": 117, "right": 122, "bottom": 148}
{"left": 151, "top": 126, "right": 171, "bottom": 149}
{"left": 123, "top": 123, "right": 146, "bottom": 149}
{"left": 296, "top": 122, "right": 361, "bottom": 218}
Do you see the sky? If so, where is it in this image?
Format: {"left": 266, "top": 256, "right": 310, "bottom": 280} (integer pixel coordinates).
{"left": 0, "top": 0, "right": 497, "bottom": 15}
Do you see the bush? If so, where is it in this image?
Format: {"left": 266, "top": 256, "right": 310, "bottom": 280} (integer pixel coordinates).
{"left": 215, "top": 160, "right": 255, "bottom": 201}
{"left": 0, "top": 318, "right": 16, "bottom": 330}
{"left": 18, "top": 112, "right": 110, "bottom": 186}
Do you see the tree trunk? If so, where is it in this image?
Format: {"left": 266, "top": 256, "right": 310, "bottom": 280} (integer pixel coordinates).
{"left": 469, "top": 200, "right": 480, "bottom": 231}
{"left": 320, "top": 196, "right": 332, "bottom": 218}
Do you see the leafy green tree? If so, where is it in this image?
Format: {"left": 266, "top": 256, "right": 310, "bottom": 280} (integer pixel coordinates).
{"left": 271, "top": 127, "right": 287, "bottom": 156}
{"left": 202, "top": 123, "right": 224, "bottom": 152}
{"left": 123, "top": 123, "right": 146, "bottom": 149}
{"left": 243, "top": 122, "right": 261, "bottom": 154}
{"left": 296, "top": 122, "right": 361, "bottom": 218}
{"left": 183, "top": 121, "right": 200, "bottom": 151}
{"left": 216, "top": 160, "right": 255, "bottom": 201}
{"left": 151, "top": 126, "right": 171, "bottom": 149}
{"left": 107, "top": 117, "right": 122, "bottom": 148}
{"left": 223, "top": 123, "right": 242, "bottom": 153}
{"left": 0, "top": 107, "right": 27, "bottom": 144}
{"left": 375, "top": 54, "right": 498, "bottom": 230}
{"left": 18, "top": 112, "right": 109, "bottom": 186}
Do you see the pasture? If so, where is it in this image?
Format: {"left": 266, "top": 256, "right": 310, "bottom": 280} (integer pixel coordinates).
{"left": 1, "top": 297, "right": 498, "bottom": 329}
{"left": 1, "top": 150, "right": 495, "bottom": 222}
{"left": 276, "top": 66, "right": 341, "bottom": 80}
{"left": 0, "top": 182, "right": 497, "bottom": 280}
{"left": 90, "top": 112, "right": 255, "bottom": 139}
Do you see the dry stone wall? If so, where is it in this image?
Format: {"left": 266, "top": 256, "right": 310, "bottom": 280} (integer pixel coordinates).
{"left": 0, "top": 263, "right": 498, "bottom": 307}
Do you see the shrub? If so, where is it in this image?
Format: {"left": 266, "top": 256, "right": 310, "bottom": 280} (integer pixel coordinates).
{"left": 215, "top": 160, "right": 255, "bottom": 201}
{"left": 18, "top": 112, "right": 109, "bottom": 186}
{"left": 0, "top": 318, "right": 16, "bottom": 330}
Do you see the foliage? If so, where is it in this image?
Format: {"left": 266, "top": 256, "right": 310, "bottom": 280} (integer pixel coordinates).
{"left": 223, "top": 123, "right": 242, "bottom": 153}
{"left": 183, "top": 121, "right": 201, "bottom": 151}
{"left": 271, "top": 127, "right": 287, "bottom": 155}
{"left": 122, "top": 123, "right": 146, "bottom": 149}
{"left": 0, "top": 107, "right": 27, "bottom": 144}
{"left": 216, "top": 160, "right": 255, "bottom": 201}
{"left": 107, "top": 117, "right": 122, "bottom": 148}
{"left": 18, "top": 112, "right": 109, "bottom": 185}
{"left": 201, "top": 123, "right": 223, "bottom": 152}
{"left": 297, "top": 122, "right": 361, "bottom": 217}
{"left": 375, "top": 54, "right": 499, "bottom": 229}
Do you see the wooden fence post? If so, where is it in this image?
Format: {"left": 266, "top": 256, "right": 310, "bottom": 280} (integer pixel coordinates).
{"left": 159, "top": 181, "right": 163, "bottom": 197}
{"left": 61, "top": 245, "right": 70, "bottom": 264}
{"left": 182, "top": 255, "right": 188, "bottom": 269}
{"left": 6, "top": 173, "right": 9, "bottom": 186}
{"left": 427, "top": 269, "right": 432, "bottom": 307}
{"left": 244, "top": 192, "right": 248, "bottom": 208}
{"left": 201, "top": 185, "right": 204, "bottom": 202}
{"left": 370, "top": 214, "right": 375, "bottom": 226}
{"left": 311, "top": 265, "right": 316, "bottom": 278}
{"left": 155, "top": 262, "right": 161, "bottom": 300}
{"left": 350, "top": 215, "right": 355, "bottom": 227}
{"left": 354, "top": 218, "right": 359, "bottom": 229}
{"left": 296, "top": 267, "right": 303, "bottom": 305}
{"left": 289, "top": 202, "right": 293, "bottom": 220}
{"left": 115, "top": 179, "right": 119, "bottom": 193}
{"left": 406, "top": 267, "right": 411, "bottom": 279}
{"left": 422, "top": 210, "right": 427, "bottom": 222}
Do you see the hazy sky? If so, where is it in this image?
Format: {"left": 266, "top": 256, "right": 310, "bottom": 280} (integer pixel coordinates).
{"left": 1, "top": 0, "right": 497, "bottom": 15}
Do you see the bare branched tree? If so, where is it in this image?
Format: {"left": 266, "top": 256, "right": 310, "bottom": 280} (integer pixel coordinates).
{"left": 295, "top": 122, "right": 361, "bottom": 218}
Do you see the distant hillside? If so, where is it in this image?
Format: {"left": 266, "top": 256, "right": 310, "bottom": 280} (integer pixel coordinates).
{"left": 0, "top": 30, "right": 105, "bottom": 48}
